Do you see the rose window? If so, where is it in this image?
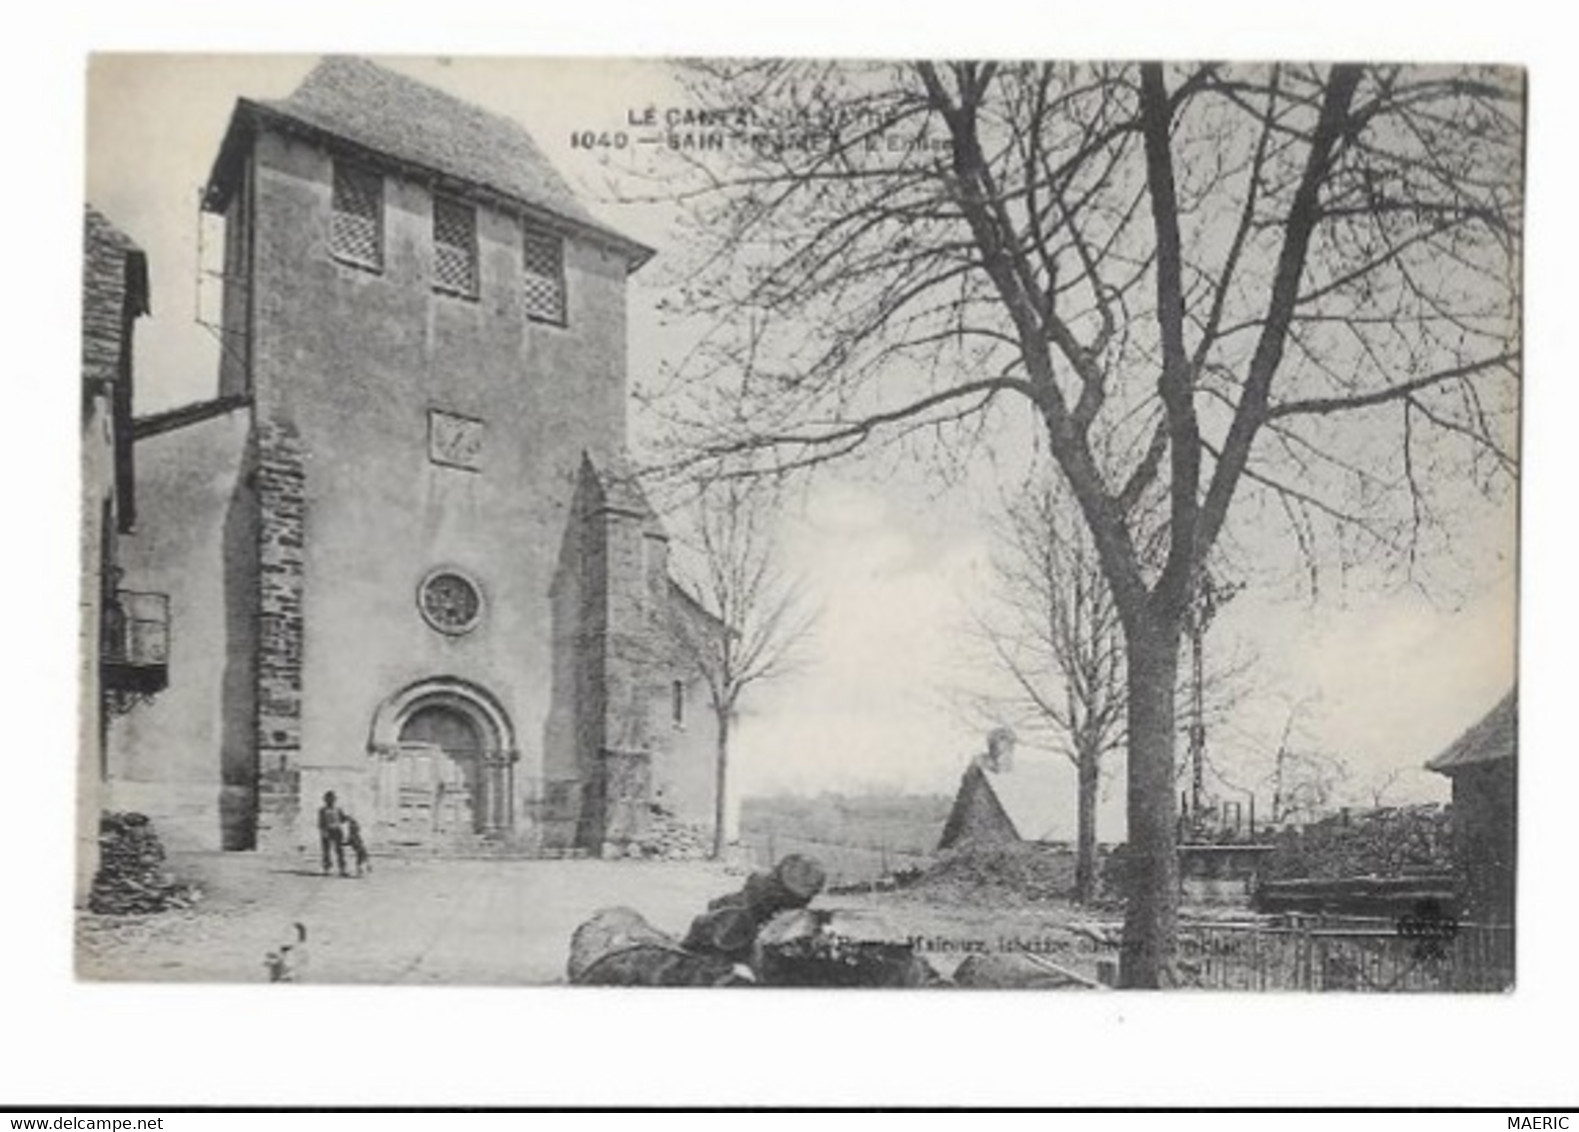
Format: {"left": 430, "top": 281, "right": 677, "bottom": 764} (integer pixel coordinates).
{"left": 419, "top": 570, "right": 483, "bottom": 635}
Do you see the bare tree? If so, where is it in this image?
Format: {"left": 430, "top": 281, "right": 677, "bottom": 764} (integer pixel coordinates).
{"left": 669, "top": 477, "right": 818, "bottom": 858}
{"left": 644, "top": 61, "right": 1521, "bottom": 985}
{"left": 965, "top": 469, "right": 1254, "bottom": 900}
{"left": 1202, "top": 694, "right": 1337, "bottom": 830}
{"left": 1361, "top": 766, "right": 1408, "bottom": 810}
{"left": 966, "top": 475, "right": 1126, "bottom": 904}
{"left": 1242, "top": 699, "right": 1348, "bottom": 826}
{"left": 1272, "top": 747, "right": 1350, "bottom": 825}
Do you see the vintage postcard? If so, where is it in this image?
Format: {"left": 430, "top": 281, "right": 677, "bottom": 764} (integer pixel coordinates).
{"left": 78, "top": 54, "right": 1520, "bottom": 991}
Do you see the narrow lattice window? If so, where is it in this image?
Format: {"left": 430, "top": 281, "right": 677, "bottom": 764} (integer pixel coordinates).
{"left": 331, "top": 162, "right": 382, "bottom": 270}
{"left": 433, "top": 196, "right": 478, "bottom": 298}
{"left": 521, "top": 227, "right": 566, "bottom": 324}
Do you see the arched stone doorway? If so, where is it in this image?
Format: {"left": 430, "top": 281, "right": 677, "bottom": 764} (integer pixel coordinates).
{"left": 368, "top": 678, "right": 517, "bottom": 848}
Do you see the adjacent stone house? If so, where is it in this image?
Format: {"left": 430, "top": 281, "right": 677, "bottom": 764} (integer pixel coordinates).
{"left": 80, "top": 206, "right": 157, "bottom": 900}
{"left": 101, "top": 57, "right": 719, "bottom": 858}
{"left": 1426, "top": 689, "right": 1516, "bottom": 924}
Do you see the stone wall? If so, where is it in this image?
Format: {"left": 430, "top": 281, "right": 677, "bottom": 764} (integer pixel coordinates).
{"left": 649, "top": 589, "right": 722, "bottom": 837}
{"left": 254, "top": 418, "right": 305, "bottom": 848}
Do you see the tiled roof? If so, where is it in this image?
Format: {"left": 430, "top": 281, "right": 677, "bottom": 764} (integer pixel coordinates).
{"left": 85, "top": 205, "right": 143, "bottom": 260}
{"left": 1426, "top": 690, "right": 1517, "bottom": 774}
{"left": 204, "top": 56, "right": 650, "bottom": 268}
{"left": 978, "top": 759, "right": 1069, "bottom": 842}
{"left": 82, "top": 206, "right": 148, "bottom": 388}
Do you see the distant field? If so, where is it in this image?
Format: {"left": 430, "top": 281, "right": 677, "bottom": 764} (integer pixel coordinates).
{"left": 739, "top": 793, "right": 952, "bottom": 884}
{"left": 739, "top": 832, "right": 933, "bottom": 886}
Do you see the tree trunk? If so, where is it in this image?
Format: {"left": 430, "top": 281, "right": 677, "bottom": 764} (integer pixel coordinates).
{"left": 772, "top": 853, "right": 827, "bottom": 904}
{"left": 1272, "top": 741, "right": 1287, "bottom": 824}
{"left": 711, "top": 857, "right": 828, "bottom": 921}
{"left": 568, "top": 906, "right": 749, "bottom": 986}
{"left": 567, "top": 906, "right": 682, "bottom": 980}
{"left": 683, "top": 904, "right": 759, "bottom": 956}
{"left": 1075, "top": 740, "right": 1101, "bottom": 905}
{"left": 711, "top": 710, "right": 730, "bottom": 859}
{"left": 1119, "top": 618, "right": 1183, "bottom": 988}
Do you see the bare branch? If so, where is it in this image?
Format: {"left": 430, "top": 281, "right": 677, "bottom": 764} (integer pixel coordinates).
{"left": 1265, "top": 350, "right": 1518, "bottom": 421}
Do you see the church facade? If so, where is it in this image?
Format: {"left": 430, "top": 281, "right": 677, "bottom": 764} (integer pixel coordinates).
{"left": 98, "top": 57, "right": 719, "bottom": 860}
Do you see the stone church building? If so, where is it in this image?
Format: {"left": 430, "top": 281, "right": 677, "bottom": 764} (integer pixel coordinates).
{"left": 99, "top": 57, "right": 720, "bottom": 859}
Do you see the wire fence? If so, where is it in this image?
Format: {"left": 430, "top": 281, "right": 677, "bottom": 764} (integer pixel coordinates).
{"left": 1172, "top": 916, "right": 1513, "bottom": 992}
{"left": 738, "top": 829, "right": 1513, "bottom": 992}
{"left": 740, "top": 831, "right": 933, "bottom": 887}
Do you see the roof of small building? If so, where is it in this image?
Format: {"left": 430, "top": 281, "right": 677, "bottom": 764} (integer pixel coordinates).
{"left": 976, "top": 759, "right": 1067, "bottom": 842}
{"left": 668, "top": 578, "right": 731, "bottom": 640}
{"left": 581, "top": 450, "right": 664, "bottom": 528}
{"left": 85, "top": 206, "right": 146, "bottom": 264}
{"left": 82, "top": 206, "right": 150, "bottom": 385}
{"left": 203, "top": 56, "right": 651, "bottom": 268}
{"left": 1426, "top": 690, "right": 1517, "bottom": 775}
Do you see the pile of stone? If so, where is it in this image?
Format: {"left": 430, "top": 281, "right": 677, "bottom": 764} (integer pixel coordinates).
{"left": 89, "top": 812, "right": 199, "bottom": 915}
{"left": 568, "top": 854, "right": 938, "bottom": 987}
{"left": 908, "top": 841, "right": 1079, "bottom": 905}
{"left": 1266, "top": 804, "right": 1454, "bottom": 881}
{"left": 641, "top": 806, "right": 712, "bottom": 860}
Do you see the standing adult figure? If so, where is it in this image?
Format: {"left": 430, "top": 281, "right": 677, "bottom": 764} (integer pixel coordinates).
{"left": 318, "top": 790, "right": 347, "bottom": 877}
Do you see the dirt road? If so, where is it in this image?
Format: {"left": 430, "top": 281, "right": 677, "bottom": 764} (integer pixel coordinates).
{"left": 77, "top": 850, "right": 738, "bottom": 986}
{"left": 77, "top": 846, "right": 1117, "bottom": 987}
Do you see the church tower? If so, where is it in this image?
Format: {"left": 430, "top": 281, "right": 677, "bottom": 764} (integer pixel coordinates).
{"left": 110, "top": 58, "right": 720, "bottom": 856}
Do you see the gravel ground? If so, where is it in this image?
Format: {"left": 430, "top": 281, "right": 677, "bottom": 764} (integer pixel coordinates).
{"left": 75, "top": 848, "right": 1115, "bottom": 987}
{"left": 76, "top": 850, "right": 740, "bottom": 986}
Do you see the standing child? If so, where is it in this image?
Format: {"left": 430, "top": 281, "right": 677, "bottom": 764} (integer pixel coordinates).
{"left": 342, "top": 813, "right": 370, "bottom": 877}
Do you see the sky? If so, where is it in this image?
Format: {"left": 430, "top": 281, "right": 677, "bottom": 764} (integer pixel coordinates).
{"left": 85, "top": 53, "right": 1518, "bottom": 840}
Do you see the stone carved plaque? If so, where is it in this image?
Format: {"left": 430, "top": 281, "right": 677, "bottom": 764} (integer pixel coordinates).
{"left": 428, "top": 408, "right": 484, "bottom": 471}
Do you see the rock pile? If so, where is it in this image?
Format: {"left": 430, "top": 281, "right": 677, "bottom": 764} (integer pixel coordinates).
{"left": 640, "top": 806, "right": 712, "bottom": 860}
{"left": 1266, "top": 804, "right": 1454, "bottom": 881}
{"left": 908, "top": 842, "right": 1079, "bottom": 904}
{"left": 89, "top": 812, "right": 198, "bottom": 915}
